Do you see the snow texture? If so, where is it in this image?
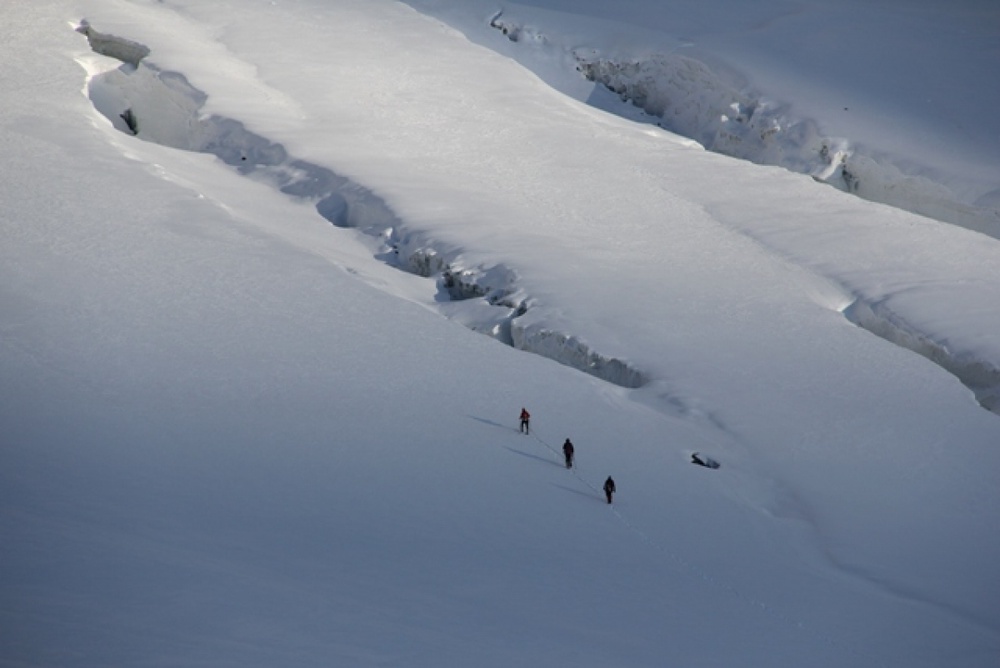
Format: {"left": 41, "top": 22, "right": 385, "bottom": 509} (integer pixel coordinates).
{"left": 3, "top": 1, "right": 1000, "bottom": 666}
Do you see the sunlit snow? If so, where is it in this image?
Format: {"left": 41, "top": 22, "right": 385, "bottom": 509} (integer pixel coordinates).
{"left": 3, "top": 1, "right": 999, "bottom": 666}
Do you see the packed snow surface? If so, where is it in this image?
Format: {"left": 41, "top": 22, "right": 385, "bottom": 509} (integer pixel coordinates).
{"left": 3, "top": 1, "right": 1000, "bottom": 666}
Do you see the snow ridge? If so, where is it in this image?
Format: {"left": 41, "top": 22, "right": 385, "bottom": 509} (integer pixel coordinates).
{"left": 80, "top": 22, "right": 998, "bottom": 407}
{"left": 76, "top": 20, "right": 149, "bottom": 68}
{"left": 845, "top": 298, "right": 1000, "bottom": 413}
{"left": 81, "top": 26, "right": 649, "bottom": 390}
{"left": 488, "top": 13, "right": 1000, "bottom": 238}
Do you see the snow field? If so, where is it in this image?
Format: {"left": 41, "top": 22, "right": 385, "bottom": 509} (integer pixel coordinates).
{"left": 2, "top": 1, "right": 1000, "bottom": 665}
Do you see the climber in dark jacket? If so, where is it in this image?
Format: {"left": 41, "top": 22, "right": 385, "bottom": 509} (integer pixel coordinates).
{"left": 603, "top": 476, "right": 616, "bottom": 504}
{"left": 562, "top": 438, "right": 575, "bottom": 468}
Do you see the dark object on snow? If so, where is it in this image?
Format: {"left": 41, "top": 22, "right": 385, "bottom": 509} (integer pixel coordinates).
{"left": 119, "top": 108, "right": 138, "bottom": 135}
{"left": 519, "top": 408, "right": 530, "bottom": 434}
{"left": 563, "top": 438, "right": 575, "bottom": 468}
{"left": 691, "top": 453, "right": 720, "bottom": 469}
{"left": 603, "top": 476, "right": 616, "bottom": 504}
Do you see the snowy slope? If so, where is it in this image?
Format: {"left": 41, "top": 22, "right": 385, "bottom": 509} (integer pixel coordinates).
{"left": 406, "top": 0, "right": 1000, "bottom": 235}
{"left": 2, "top": 1, "right": 1000, "bottom": 666}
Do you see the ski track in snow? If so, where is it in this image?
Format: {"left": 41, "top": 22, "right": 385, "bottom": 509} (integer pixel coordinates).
{"left": 517, "top": 422, "right": 885, "bottom": 667}
{"left": 0, "top": 5, "right": 990, "bottom": 664}
{"left": 492, "top": 413, "right": 973, "bottom": 668}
